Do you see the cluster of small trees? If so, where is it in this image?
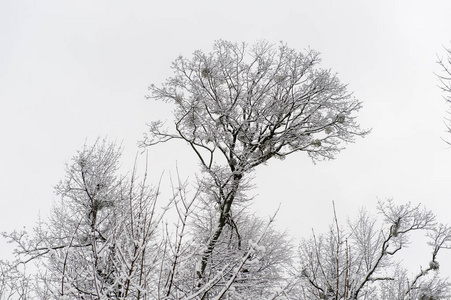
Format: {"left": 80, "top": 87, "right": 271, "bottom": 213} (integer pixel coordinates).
{"left": 1, "top": 40, "right": 451, "bottom": 299}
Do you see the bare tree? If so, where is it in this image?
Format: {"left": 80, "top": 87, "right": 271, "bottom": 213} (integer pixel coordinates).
{"left": 143, "top": 40, "right": 369, "bottom": 284}
{"left": 297, "top": 200, "right": 451, "bottom": 300}
{"left": 1, "top": 140, "right": 169, "bottom": 299}
{"left": 437, "top": 44, "right": 451, "bottom": 141}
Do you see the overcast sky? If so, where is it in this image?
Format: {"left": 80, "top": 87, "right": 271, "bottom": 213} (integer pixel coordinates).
{"left": 1, "top": 0, "right": 451, "bottom": 278}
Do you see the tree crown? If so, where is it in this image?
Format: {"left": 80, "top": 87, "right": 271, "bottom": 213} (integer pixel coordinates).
{"left": 145, "top": 40, "right": 369, "bottom": 173}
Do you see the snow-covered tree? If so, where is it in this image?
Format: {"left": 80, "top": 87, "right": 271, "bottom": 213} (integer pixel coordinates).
{"left": 297, "top": 200, "right": 451, "bottom": 300}
{"left": 143, "top": 40, "right": 369, "bottom": 285}
{"left": 1, "top": 140, "right": 168, "bottom": 299}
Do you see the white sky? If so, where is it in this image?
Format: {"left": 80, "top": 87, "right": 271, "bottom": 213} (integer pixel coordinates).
{"left": 1, "top": 0, "right": 451, "bottom": 279}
